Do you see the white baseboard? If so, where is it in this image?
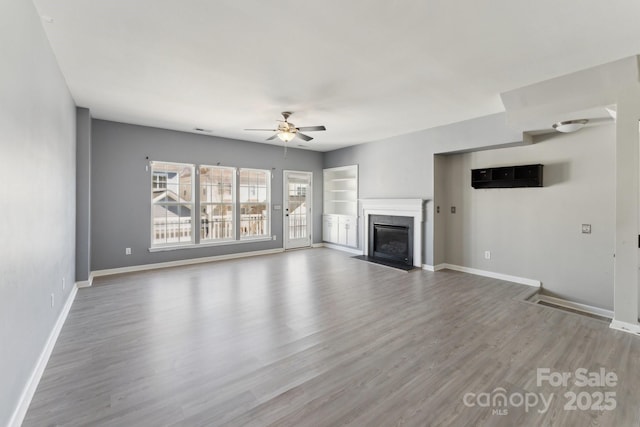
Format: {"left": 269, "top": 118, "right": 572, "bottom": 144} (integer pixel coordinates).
{"left": 311, "top": 243, "right": 324, "bottom": 248}
{"left": 531, "top": 294, "right": 614, "bottom": 319}
{"left": 75, "top": 280, "right": 91, "bottom": 288}
{"left": 88, "top": 248, "right": 285, "bottom": 283}
{"left": 437, "top": 263, "right": 541, "bottom": 288}
{"left": 9, "top": 284, "right": 78, "bottom": 427}
{"left": 321, "top": 243, "right": 364, "bottom": 256}
{"left": 610, "top": 319, "right": 640, "bottom": 335}
{"left": 423, "top": 264, "right": 448, "bottom": 271}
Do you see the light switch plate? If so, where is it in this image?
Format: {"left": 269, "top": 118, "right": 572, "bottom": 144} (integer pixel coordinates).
{"left": 581, "top": 224, "right": 591, "bottom": 234}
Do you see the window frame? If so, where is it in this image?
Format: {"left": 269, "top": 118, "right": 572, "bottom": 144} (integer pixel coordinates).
{"left": 150, "top": 161, "right": 196, "bottom": 248}
{"left": 238, "top": 168, "right": 271, "bottom": 240}
{"left": 149, "top": 162, "right": 272, "bottom": 250}
{"left": 199, "top": 164, "right": 236, "bottom": 243}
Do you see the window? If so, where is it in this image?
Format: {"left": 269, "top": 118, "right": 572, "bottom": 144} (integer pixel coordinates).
{"left": 152, "top": 172, "right": 167, "bottom": 190}
{"left": 239, "top": 169, "right": 270, "bottom": 239}
{"left": 199, "top": 165, "right": 235, "bottom": 241}
{"left": 150, "top": 162, "right": 271, "bottom": 248}
{"left": 151, "top": 162, "right": 194, "bottom": 246}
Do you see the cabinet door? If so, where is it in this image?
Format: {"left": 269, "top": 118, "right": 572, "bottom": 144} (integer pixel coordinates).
{"left": 340, "top": 216, "right": 357, "bottom": 247}
{"left": 345, "top": 217, "right": 357, "bottom": 247}
{"left": 337, "top": 218, "right": 347, "bottom": 246}
{"left": 323, "top": 215, "right": 338, "bottom": 243}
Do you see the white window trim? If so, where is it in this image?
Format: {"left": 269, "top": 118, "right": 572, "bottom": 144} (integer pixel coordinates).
{"left": 148, "top": 236, "right": 272, "bottom": 252}
{"left": 239, "top": 167, "right": 271, "bottom": 240}
{"left": 150, "top": 161, "right": 196, "bottom": 248}
{"left": 149, "top": 162, "right": 273, "bottom": 251}
{"left": 199, "top": 164, "right": 236, "bottom": 243}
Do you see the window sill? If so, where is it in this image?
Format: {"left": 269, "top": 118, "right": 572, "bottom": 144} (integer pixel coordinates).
{"left": 149, "top": 236, "right": 273, "bottom": 252}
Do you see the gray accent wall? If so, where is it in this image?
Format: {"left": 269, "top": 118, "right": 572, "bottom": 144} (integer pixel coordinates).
{"left": 91, "top": 120, "right": 323, "bottom": 271}
{"left": 0, "top": 0, "right": 76, "bottom": 424}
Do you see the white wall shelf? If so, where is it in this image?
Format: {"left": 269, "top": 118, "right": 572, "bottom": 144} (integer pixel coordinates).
{"left": 323, "top": 165, "right": 358, "bottom": 247}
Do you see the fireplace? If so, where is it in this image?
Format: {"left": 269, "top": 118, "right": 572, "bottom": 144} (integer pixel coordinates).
{"left": 359, "top": 198, "right": 424, "bottom": 269}
{"left": 369, "top": 215, "right": 413, "bottom": 266}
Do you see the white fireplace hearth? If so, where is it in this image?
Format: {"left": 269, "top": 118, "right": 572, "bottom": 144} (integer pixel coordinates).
{"left": 359, "top": 199, "right": 424, "bottom": 268}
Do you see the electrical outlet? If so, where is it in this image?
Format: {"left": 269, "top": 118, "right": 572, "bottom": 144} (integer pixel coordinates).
{"left": 272, "top": 235, "right": 276, "bottom": 241}
{"left": 50, "top": 293, "right": 54, "bottom": 308}
{"left": 125, "top": 247, "right": 132, "bottom": 255}
{"left": 62, "top": 277, "right": 66, "bottom": 291}
{"left": 451, "top": 206, "right": 456, "bottom": 214}
{"left": 484, "top": 251, "right": 491, "bottom": 260}
{"left": 581, "top": 224, "right": 592, "bottom": 234}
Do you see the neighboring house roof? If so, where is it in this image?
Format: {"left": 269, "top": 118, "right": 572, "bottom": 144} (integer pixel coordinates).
{"left": 152, "top": 191, "right": 192, "bottom": 218}
{"left": 152, "top": 190, "right": 190, "bottom": 204}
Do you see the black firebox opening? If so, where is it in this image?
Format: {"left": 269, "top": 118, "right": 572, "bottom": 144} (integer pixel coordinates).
{"left": 373, "top": 224, "right": 409, "bottom": 263}
{"left": 368, "top": 215, "right": 413, "bottom": 266}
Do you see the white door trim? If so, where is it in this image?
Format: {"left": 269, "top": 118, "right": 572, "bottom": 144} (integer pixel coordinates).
{"left": 283, "top": 170, "right": 313, "bottom": 250}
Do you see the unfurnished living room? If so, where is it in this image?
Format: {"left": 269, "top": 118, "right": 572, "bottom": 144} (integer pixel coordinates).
{"left": 4, "top": 0, "right": 640, "bottom": 426}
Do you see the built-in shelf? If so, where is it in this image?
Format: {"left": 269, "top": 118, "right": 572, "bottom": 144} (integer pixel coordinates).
{"left": 323, "top": 165, "right": 358, "bottom": 247}
{"left": 324, "top": 165, "right": 358, "bottom": 217}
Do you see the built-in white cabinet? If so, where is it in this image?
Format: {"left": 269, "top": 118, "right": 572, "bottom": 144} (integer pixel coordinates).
{"left": 322, "top": 214, "right": 339, "bottom": 243}
{"left": 323, "top": 165, "right": 358, "bottom": 248}
{"left": 322, "top": 214, "right": 357, "bottom": 247}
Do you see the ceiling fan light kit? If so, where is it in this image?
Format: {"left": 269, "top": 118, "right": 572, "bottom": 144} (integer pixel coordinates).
{"left": 245, "top": 112, "right": 326, "bottom": 143}
{"left": 278, "top": 131, "right": 296, "bottom": 142}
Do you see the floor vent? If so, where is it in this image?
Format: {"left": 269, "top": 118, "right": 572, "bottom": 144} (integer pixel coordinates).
{"left": 526, "top": 292, "right": 612, "bottom": 323}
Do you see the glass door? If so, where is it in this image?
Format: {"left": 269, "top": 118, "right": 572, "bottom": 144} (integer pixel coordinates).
{"left": 284, "top": 171, "right": 312, "bottom": 249}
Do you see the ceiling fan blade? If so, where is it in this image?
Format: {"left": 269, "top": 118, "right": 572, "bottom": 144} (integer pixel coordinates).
{"left": 266, "top": 134, "right": 279, "bottom": 141}
{"left": 296, "top": 132, "right": 313, "bottom": 142}
{"left": 245, "top": 128, "right": 277, "bottom": 131}
{"left": 296, "top": 125, "right": 326, "bottom": 132}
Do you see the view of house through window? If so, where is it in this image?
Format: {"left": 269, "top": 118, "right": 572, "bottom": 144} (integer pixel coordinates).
{"left": 200, "top": 165, "right": 235, "bottom": 241}
{"left": 151, "top": 161, "right": 270, "bottom": 247}
{"left": 239, "top": 169, "right": 270, "bottom": 239}
{"left": 151, "top": 162, "right": 195, "bottom": 246}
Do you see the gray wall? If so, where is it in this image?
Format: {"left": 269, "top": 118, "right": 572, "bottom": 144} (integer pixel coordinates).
{"left": 324, "top": 112, "right": 615, "bottom": 310}
{"left": 91, "top": 120, "right": 323, "bottom": 271}
{"left": 323, "top": 112, "right": 523, "bottom": 265}
{"left": 76, "top": 108, "right": 91, "bottom": 281}
{"left": 433, "top": 155, "right": 447, "bottom": 266}
{"left": 0, "top": 0, "right": 76, "bottom": 424}
{"left": 443, "top": 124, "right": 615, "bottom": 309}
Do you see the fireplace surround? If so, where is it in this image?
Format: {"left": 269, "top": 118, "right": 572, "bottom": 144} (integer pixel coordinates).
{"left": 359, "top": 199, "right": 424, "bottom": 268}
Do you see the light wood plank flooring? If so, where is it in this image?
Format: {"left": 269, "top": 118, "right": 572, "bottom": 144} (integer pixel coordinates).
{"left": 23, "top": 248, "right": 640, "bottom": 426}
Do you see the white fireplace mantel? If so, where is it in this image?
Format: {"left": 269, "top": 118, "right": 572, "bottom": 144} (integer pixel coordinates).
{"left": 359, "top": 198, "right": 424, "bottom": 267}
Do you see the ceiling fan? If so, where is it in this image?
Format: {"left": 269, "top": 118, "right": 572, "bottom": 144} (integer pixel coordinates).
{"left": 245, "top": 112, "right": 326, "bottom": 143}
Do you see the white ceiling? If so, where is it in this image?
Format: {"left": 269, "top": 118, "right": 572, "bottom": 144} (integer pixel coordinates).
{"left": 32, "top": 0, "right": 640, "bottom": 151}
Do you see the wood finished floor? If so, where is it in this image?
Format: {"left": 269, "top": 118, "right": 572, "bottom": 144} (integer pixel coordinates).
{"left": 24, "top": 248, "right": 640, "bottom": 426}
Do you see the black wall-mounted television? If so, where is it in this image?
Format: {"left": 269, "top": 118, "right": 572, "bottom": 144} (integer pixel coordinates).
{"left": 471, "top": 164, "right": 543, "bottom": 189}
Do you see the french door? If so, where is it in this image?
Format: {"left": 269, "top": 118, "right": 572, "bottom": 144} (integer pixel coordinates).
{"left": 283, "top": 171, "right": 312, "bottom": 249}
